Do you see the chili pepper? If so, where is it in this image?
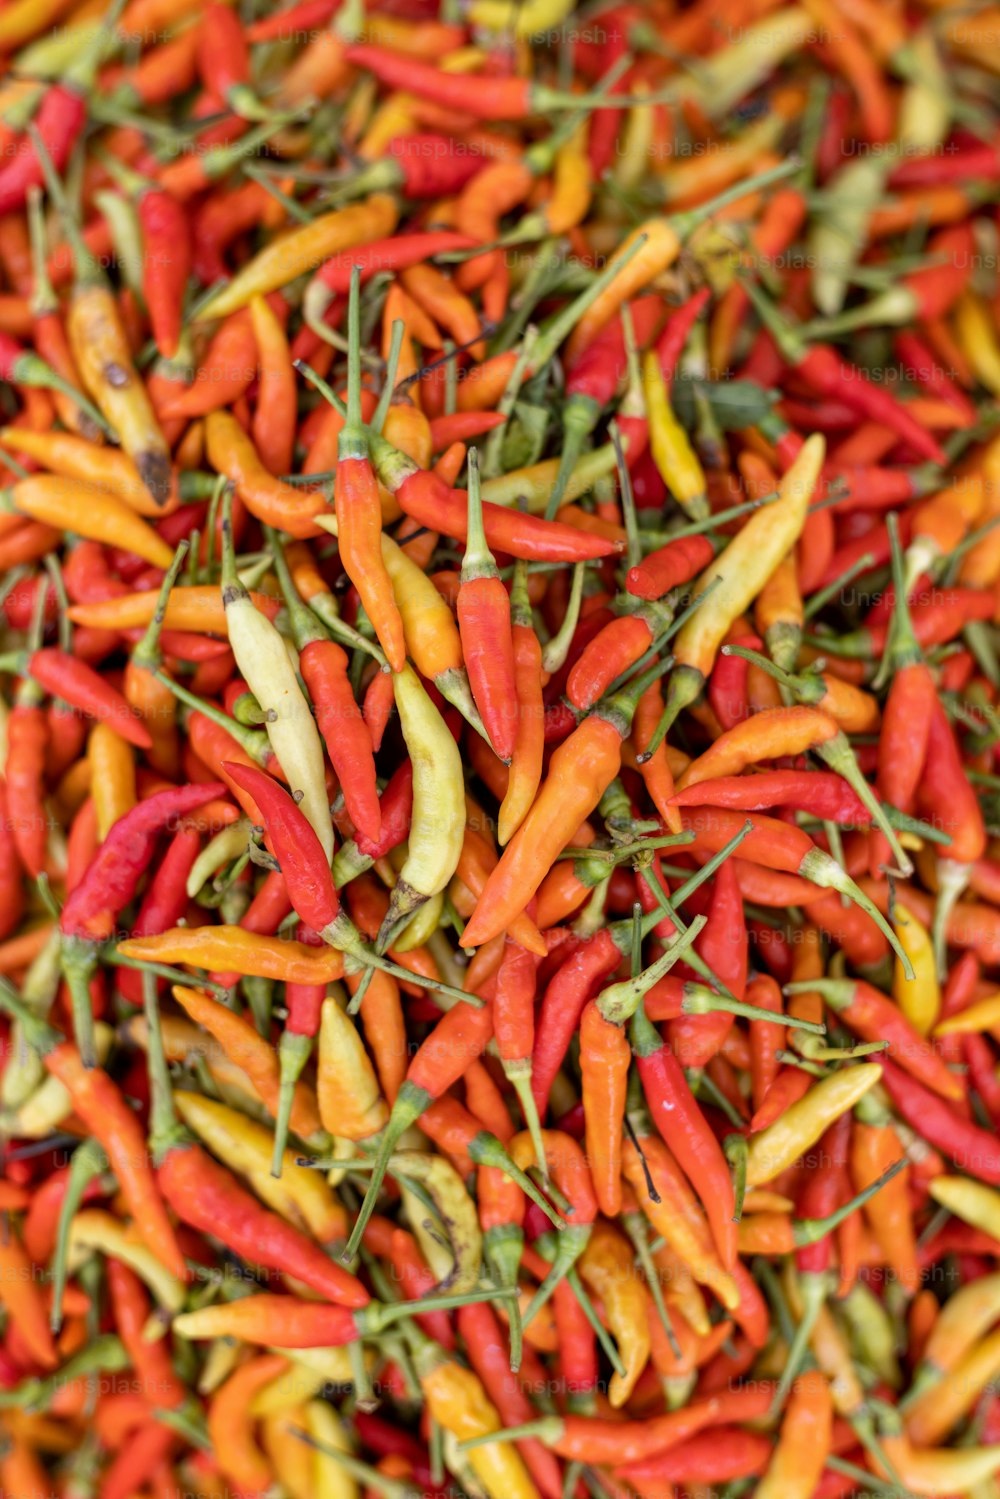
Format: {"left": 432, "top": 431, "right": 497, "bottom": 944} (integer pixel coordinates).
{"left": 304, "top": 230, "right": 478, "bottom": 331}
{"left": 0, "top": 16, "right": 112, "bottom": 216}
{"left": 462, "top": 663, "right": 671, "bottom": 949}
{"left": 379, "top": 449, "right": 619, "bottom": 563}
{"left": 135, "top": 977, "right": 368, "bottom": 1313}
{"left": 34, "top": 145, "right": 172, "bottom": 507}
{"left": 880, "top": 1058, "right": 1000, "bottom": 1184}
{"left": 219, "top": 497, "right": 333, "bottom": 861}
{"left": 747, "top": 1063, "right": 883, "bottom": 1186}
{"left": 851, "top": 1118, "right": 920, "bottom": 1297}
{"left": 456, "top": 448, "right": 518, "bottom": 761}
{"left": 0, "top": 1214, "right": 57, "bottom": 1370}
{"left": 643, "top": 435, "right": 825, "bottom": 752}
{"left": 196, "top": 195, "right": 399, "bottom": 323}
{"left": 746, "top": 279, "right": 948, "bottom": 465}
{"left": 682, "top": 805, "right": 911, "bottom": 970}
{"left": 55, "top": 779, "right": 225, "bottom": 1060}
{"left": 757, "top": 1370, "right": 834, "bottom": 1499}
{"left": 375, "top": 663, "right": 466, "bottom": 952}
{"left": 175, "top": 1088, "right": 345, "bottom": 1244}
{"left": 630, "top": 998, "right": 738, "bottom": 1269}
{"left": 788, "top": 976, "right": 958, "bottom": 1101}
{"left": 669, "top": 769, "right": 869, "bottom": 824}
{"left": 0, "top": 991, "right": 187, "bottom": 1281}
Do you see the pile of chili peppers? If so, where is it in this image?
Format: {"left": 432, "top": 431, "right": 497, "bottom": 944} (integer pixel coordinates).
{"left": 5, "top": 0, "right": 1000, "bottom": 1495}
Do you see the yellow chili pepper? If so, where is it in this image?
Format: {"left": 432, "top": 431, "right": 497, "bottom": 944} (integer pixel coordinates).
{"left": 317, "top": 995, "right": 389, "bottom": 1142}
{"left": 874, "top": 1435, "right": 1000, "bottom": 1496}
{"left": 358, "top": 94, "right": 418, "bottom": 160}
{"left": 468, "top": 0, "right": 574, "bottom": 37}
{"left": 615, "top": 86, "right": 656, "bottom": 193}
{"left": 394, "top": 1150, "right": 483, "bottom": 1295}
{"left": 746, "top": 1062, "right": 883, "bottom": 1186}
{"left": 479, "top": 444, "right": 617, "bottom": 514}
{"left": 375, "top": 665, "right": 465, "bottom": 952}
{"left": 250, "top": 1353, "right": 358, "bottom": 1416}
{"left": 173, "top": 1090, "right": 346, "bottom": 1244}
{"left": 910, "top": 1273, "right": 1000, "bottom": 1398}
{"left": 119, "top": 926, "right": 347, "bottom": 985}
{"left": 417, "top": 1345, "right": 541, "bottom": 1499}
{"left": 644, "top": 350, "right": 708, "bottom": 519}
{"left": 6, "top": 476, "right": 174, "bottom": 568}
{"left": 60, "top": 230, "right": 172, "bottom": 505}
{"left": 262, "top": 1407, "right": 312, "bottom": 1499}
{"left": 0, "top": 428, "right": 177, "bottom": 517}
{"left": 221, "top": 502, "right": 333, "bottom": 862}
{"left": 68, "top": 1209, "right": 186, "bottom": 1312}
{"left": 892, "top": 902, "right": 940, "bottom": 1035}
{"left": 185, "top": 820, "right": 251, "bottom": 898}
{"left": 808, "top": 158, "right": 888, "bottom": 318}
{"left": 905, "top": 1325, "right": 1000, "bottom": 1447}
{"left": 682, "top": 8, "right": 815, "bottom": 116}
{"left": 316, "top": 516, "right": 479, "bottom": 727}
{"left": 0, "top": 0, "right": 82, "bottom": 49}
{"left": 541, "top": 125, "right": 593, "bottom": 237}
{"left": 754, "top": 552, "right": 804, "bottom": 675}
{"left": 0, "top": 1022, "right": 112, "bottom": 1136}
{"left": 578, "top": 1220, "right": 651, "bottom": 1407}
{"left": 651, "top": 433, "right": 825, "bottom": 748}
{"left": 956, "top": 290, "right": 1000, "bottom": 397}
{"left": 935, "top": 990, "right": 1000, "bottom": 1035}
{"left": 306, "top": 1397, "right": 361, "bottom": 1499}
{"left": 86, "top": 722, "right": 134, "bottom": 840}
{"left": 930, "top": 1175, "right": 1000, "bottom": 1239}
{"left": 0, "top": 930, "right": 60, "bottom": 1113}
{"left": 195, "top": 196, "right": 399, "bottom": 321}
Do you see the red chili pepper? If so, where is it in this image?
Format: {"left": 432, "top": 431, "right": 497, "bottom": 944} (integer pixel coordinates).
{"left": 5, "top": 684, "right": 50, "bottom": 880}
{"left": 138, "top": 189, "right": 191, "bottom": 362}
{"left": 894, "top": 331, "right": 978, "bottom": 423}
{"left": 350, "top": 760, "right": 414, "bottom": 860}
{"left": 61, "top": 783, "right": 226, "bottom": 941}
{"left": 0, "top": 781, "right": 25, "bottom": 943}
{"left": 881, "top": 1059, "right": 1000, "bottom": 1185}
{"left": 24, "top": 648, "right": 151, "bottom": 749}
{"left": 627, "top": 533, "right": 714, "bottom": 600}
{"left": 631, "top": 1000, "right": 738, "bottom": 1270}
{"left": 915, "top": 696, "right": 987, "bottom": 864}
{"left": 274, "top": 543, "right": 382, "bottom": 844}
{"left": 456, "top": 450, "right": 519, "bottom": 760}
{"left": 304, "top": 231, "right": 478, "bottom": 327}
{"left": 344, "top": 45, "right": 622, "bottom": 120}
{"left": 223, "top": 761, "right": 341, "bottom": 934}
{"left": 745, "top": 281, "right": 948, "bottom": 465}
{"left": 707, "top": 631, "right": 759, "bottom": 731}
{"left": 372, "top": 435, "right": 619, "bottom": 562}
{"left": 196, "top": 3, "right": 260, "bottom": 116}
{"left": 654, "top": 288, "right": 711, "bottom": 384}
{"left": 964, "top": 1034, "right": 1000, "bottom": 1129}
{"left": 670, "top": 769, "right": 871, "bottom": 825}
{"left": 117, "top": 826, "right": 203, "bottom": 1006}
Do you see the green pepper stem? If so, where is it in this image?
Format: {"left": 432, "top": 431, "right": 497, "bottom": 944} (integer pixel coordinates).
{"left": 597, "top": 915, "right": 705, "bottom": 1024}
{"left": 794, "top": 1156, "right": 905, "bottom": 1247}
{"left": 461, "top": 447, "right": 498, "bottom": 582}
